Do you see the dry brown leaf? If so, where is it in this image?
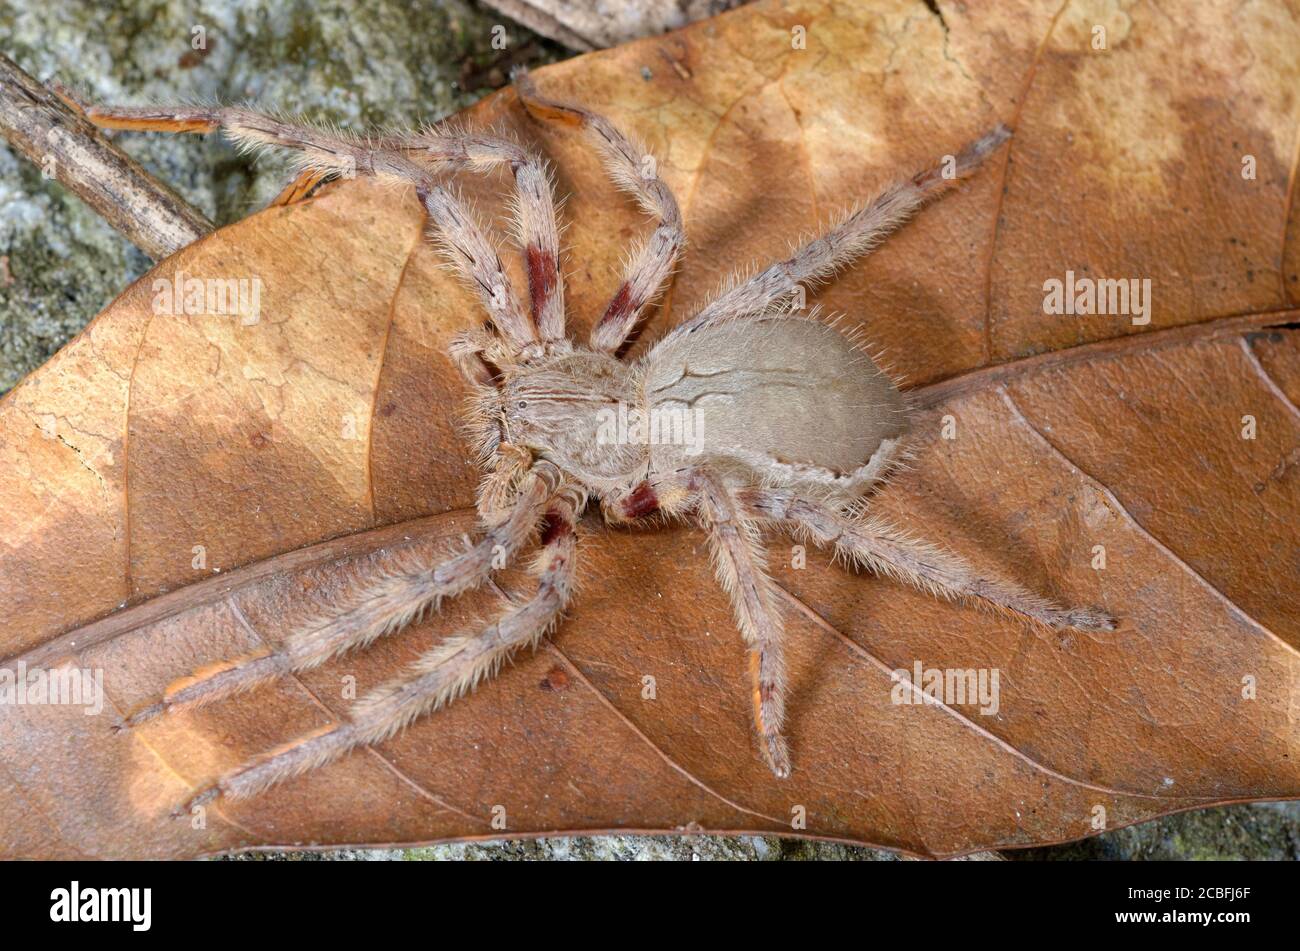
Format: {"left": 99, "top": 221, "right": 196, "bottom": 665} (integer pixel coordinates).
{"left": 2, "top": 0, "right": 1299, "bottom": 859}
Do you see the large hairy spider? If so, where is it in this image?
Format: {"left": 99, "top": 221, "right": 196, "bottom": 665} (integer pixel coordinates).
{"left": 85, "top": 72, "right": 1112, "bottom": 810}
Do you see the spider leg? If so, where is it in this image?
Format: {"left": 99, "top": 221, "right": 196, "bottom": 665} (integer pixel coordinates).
{"left": 79, "top": 102, "right": 542, "bottom": 348}
{"left": 123, "top": 463, "right": 562, "bottom": 728}
{"left": 180, "top": 486, "right": 582, "bottom": 811}
{"left": 404, "top": 130, "right": 565, "bottom": 342}
{"left": 515, "top": 70, "right": 684, "bottom": 355}
{"left": 663, "top": 124, "right": 1012, "bottom": 341}
{"left": 741, "top": 488, "right": 1114, "bottom": 632}
{"left": 79, "top": 102, "right": 561, "bottom": 328}
{"left": 417, "top": 183, "right": 536, "bottom": 348}
{"left": 643, "top": 469, "right": 790, "bottom": 778}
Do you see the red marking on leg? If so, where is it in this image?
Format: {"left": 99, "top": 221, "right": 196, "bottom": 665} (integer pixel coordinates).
{"left": 525, "top": 245, "right": 557, "bottom": 325}
{"left": 620, "top": 483, "right": 659, "bottom": 520}
{"left": 596, "top": 283, "right": 636, "bottom": 337}
{"left": 539, "top": 508, "right": 573, "bottom": 546}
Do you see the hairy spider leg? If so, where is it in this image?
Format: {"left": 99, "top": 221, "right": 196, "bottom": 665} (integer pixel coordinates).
{"left": 122, "top": 464, "right": 563, "bottom": 728}
{"left": 660, "top": 123, "right": 1012, "bottom": 344}
{"left": 79, "top": 100, "right": 568, "bottom": 343}
{"left": 740, "top": 487, "right": 1115, "bottom": 631}
{"left": 182, "top": 485, "right": 582, "bottom": 810}
{"left": 515, "top": 69, "right": 684, "bottom": 356}
{"left": 623, "top": 468, "right": 792, "bottom": 778}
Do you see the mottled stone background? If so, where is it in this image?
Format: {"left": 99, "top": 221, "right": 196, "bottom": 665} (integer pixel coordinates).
{"left": 2, "top": 0, "right": 1297, "bottom": 860}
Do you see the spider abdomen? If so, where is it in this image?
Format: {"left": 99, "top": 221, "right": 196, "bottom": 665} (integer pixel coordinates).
{"left": 640, "top": 316, "right": 909, "bottom": 496}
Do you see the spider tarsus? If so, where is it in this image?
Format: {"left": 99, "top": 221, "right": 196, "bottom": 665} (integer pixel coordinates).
{"left": 120, "top": 701, "right": 165, "bottom": 729}
{"left": 765, "top": 737, "right": 792, "bottom": 780}
{"left": 173, "top": 785, "right": 219, "bottom": 819}
{"left": 963, "top": 122, "right": 1012, "bottom": 164}
{"left": 1062, "top": 609, "right": 1118, "bottom": 633}
{"left": 911, "top": 122, "right": 1012, "bottom": 193}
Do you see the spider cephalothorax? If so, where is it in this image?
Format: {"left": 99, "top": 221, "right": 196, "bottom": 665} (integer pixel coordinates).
{"left": 85, "top": 71, "right": 1112, "bottom": 807}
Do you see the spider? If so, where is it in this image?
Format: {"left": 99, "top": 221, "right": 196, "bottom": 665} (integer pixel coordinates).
{"left": 83, "top": 71, "right": 1113, "bottom": 811}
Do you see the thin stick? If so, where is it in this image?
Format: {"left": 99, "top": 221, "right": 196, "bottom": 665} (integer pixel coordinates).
{"left": 0, "top": 53, "right": 212, "bottom": 260}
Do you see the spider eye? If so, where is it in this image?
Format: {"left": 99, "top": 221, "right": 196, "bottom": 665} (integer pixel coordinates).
{"left": 517, "top": 400, "right": 528, "bottom": 410}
